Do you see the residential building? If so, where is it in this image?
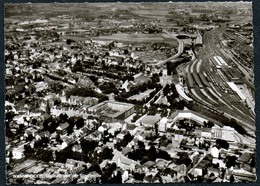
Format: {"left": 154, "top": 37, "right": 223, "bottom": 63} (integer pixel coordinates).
{"left": 56, "top": 122, "right": 69, "bottom": 135}
{"left": 138, "top": 114, "right": 161, "bottom": 129}
{"left": 211, "top": 126, "right": 235, "bottom": 142}
{"left": 113, "top": 150, "right": 139, "bottom": 171}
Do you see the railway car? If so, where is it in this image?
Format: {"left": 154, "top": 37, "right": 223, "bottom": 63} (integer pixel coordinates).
{"left": 192, "top": 72, "right": 203, "bottom": 88}
{"left": 186, "top": 73, "right": 194, "bottom": 88}
{"left": 198, "top": 72, "right": 209, "bottom": 87}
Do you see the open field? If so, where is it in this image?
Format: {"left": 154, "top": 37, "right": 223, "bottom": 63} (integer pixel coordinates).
{"left": 60, "top": 35, "right": 91, "bottom": 42}
{"left": 93, "top": 33, "right": 178, "bottom": 44}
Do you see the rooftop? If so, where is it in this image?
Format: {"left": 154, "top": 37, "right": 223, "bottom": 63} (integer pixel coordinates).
{"left": 139, "top": 114, "right": 161, "bottom": 126}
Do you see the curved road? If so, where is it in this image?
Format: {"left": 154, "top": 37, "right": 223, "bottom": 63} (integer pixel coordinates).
{"left": 153, "top": 30, "right": 184, "bottom": 66}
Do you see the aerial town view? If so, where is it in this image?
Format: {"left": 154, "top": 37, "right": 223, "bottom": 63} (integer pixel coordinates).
{"left": 4, "top": 2, "right": 256, "bottom": 184}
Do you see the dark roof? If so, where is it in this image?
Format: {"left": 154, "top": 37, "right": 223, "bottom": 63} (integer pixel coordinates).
{"left": 74, "top": 166, "right": 85, "bottom": 173}
{"left": 197, "top": 159, "right": 210, "bottom": 169}
{"left": 201, "top": 128, "right": 212, "bottom": 132}
{"left": 144, "top": 175, "right": 153, "bottom": 182}
{"left": 52, "top": 177, "right": 63, "bottom": 184}
{"left": 39, "top": 131, "right": 50, "bottom": 138}
{"left": 122, "top": 147, "right": 132, "bottom": 156}
{"left": 142, "top": 160, "right": 155, "bottom": 168}
{"left": 127, "top": 124, "right": 137, "bottom": 130}
{"left": 41, "top": 113, "right": 51, "bottom": 120}
{"left": 160, "top": 140, "right": 170, "bottom": 147}
{"left": 237, "top": 153, "right": 253, "bottom": 163}
{"left": 163, "top": 168, "right": 177, "bottom": 175}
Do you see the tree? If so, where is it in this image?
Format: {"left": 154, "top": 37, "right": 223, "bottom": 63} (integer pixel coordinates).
{"left": 157, "top": 150, "right": 171, "bottom": 160}
{"left": 16, "top": 178, "right": 24, "bottom": 184}
{"left": 75, "top": 117, "right": 84, "bottom": 129}
{"left": 88, "top": 163, "right": 102, "bottom": 174}
{"left": 216, "top": 139, "right": 229, "bottom": 150}
{"left": 163, "top": 84, "right": 170, "bottom": 96}
{"left": 233, "top": 123, "right": 247, "bottom": 135}
{"left": 176, "top": 100, "right": 185, "bottom": 110}
{"left": 47, "top": 120, "right": 59, "bottom": 134}
{"left": 9, "top": 151, "right": 13, "bottom": 164}
{"left": 59, "top": 113, "right": 68, "bottom": 123}
{"left": 66, "top": 87, "right": 108, "bottom": 103}
{"left": 72, "top": 60, "right": 83, "bottom": 72}
{"left": 166, "top": 62, "right": 173, "bottom": 76}
{"left": 31, "top": 118, "right": 37, "bottom": 125}
{"left": 152, "top": 73, "right": 159, "bottom": 82}
{"left": 124, "top": 49, "right": 129, "bottom": 55}
{"left": 16, "top": 124, "right": 25, "bottom": 135}
{"left": 138, "top": 141, "right": 145, "bottom": 149}
{"left": 133, "top": 172, "right": 145, "bottom": 181}
{"left": 83, "top": 153, "right": 90, "bottom": 163}
{"left": 86, "top": 74, "right": 96, "bottom": 83}
{"left": 55, "top": 146, "right": 73, "bottom": 163}
{"left": 66, "top": 39, "right": 72, "bottom": 45}
{"left": 171, "top": 84, "right": 179, "bottom": 99}
{"left": 36, "top": 149, "right": 53, "bottom": 162}
{"left": 99, "top": 82, "right": 119, "bottom": 94}
{"left": 250, "top": 156, "right": 256, "bottom": 168}
{"left": 56, "top": 134, "right": 63, "bottom": 144}
{"left": 113, "top": 171, "right": 122, "bottom": 183}
{"left": 101, "top": 162, "right": 117, "bottom": 183}
{"left": 108, "top": 41, "right": 115, "bottom": 50}
{"left": 128, "top": 148, "right": 147, "bottom": 162}
{"left": 26, "top": 134, "right": 33, "bottom": 142}
{"left": 69, "top": 151, "right": 81, "bottom": 161}
{"left": 230, "top": 175, "right": 235, "bottom": 183}
{"left": 202, "top": 167, "right": 208, "bottom": 176}
{"left": 176, "top": 152, "right": 192, "bottom": 166}
{"left": 46, "top": 100, "right": 51, "bottom": 114}
{"left": 5, "top": 111, "right": 15, "bottom": 121}
{"left": 226, "top": 156, "right": 237, "bottom": 168}
{"left": 24, "top": 144, "right": 35, "bottom": 157}
{"left": 204, "top": 121, "right": 214, "bottom": 128}
{"left": 155, "top": 123, "right": 159, "bottom": 135}
{"left": 100, "top": 147, "right": 113, "bottom": 161}
{"left": 131, "top": 114, "right": 141, "bottom": 122}
{"left": 81, "top": 139, "right": 98, "bottom": 154}
{"left": 147, "top": 145, "right": 157, "bottom": 161}
{"left": 123, "top": 132, "right": 133, "bottom": 144}
{"left": 50, "top": 83, "right": 63, "bottom": 94}
{"left": 200, "top": 14, "right": 209, "bottom": 21}
{"left": 148, "top": 105, "right": 157, "bottom": 115}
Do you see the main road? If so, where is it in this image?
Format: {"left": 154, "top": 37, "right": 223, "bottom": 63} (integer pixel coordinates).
{"left": 153, "top": 30, "right": 184, "bottom": 66}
